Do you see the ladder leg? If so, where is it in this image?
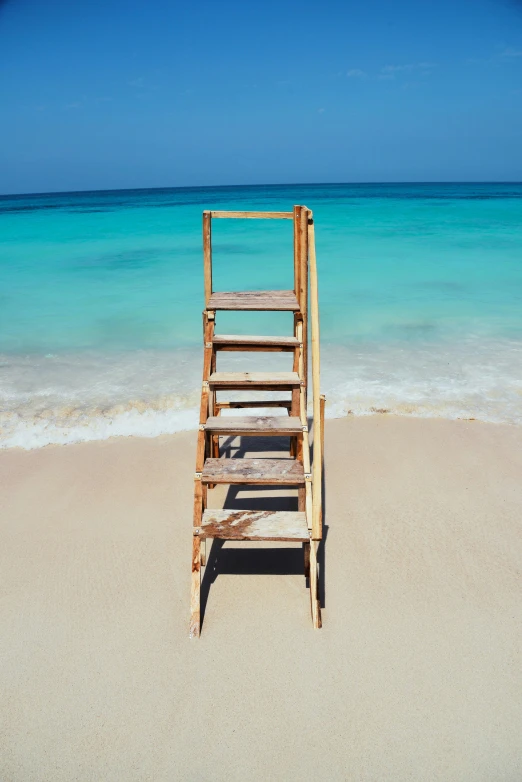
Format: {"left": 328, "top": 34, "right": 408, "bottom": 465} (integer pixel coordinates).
{"left": 209, "top": 347, "right": 220, "bottom": 463}
{"left": 290, "top": 387, "right": 300, "bottom": 457}
{"left": 296, "top": 431, "right": 303, "bottom": 461}
{"left": 200, "top": 485, "right": 208, "bottom": 566}
{"left": 191, "top": 422, "right": 206, "bottom": 637}
{"left": 298, "top": 486, "right": 306, "bottom": 511}
{"left": 210, "top": 349, "right": 217, "bottom": 465}
{"left": 212, "top": 395, "right": 220, "bottom": 459}
{"left": 190, "top": 535, "right": 201, "bottom": 638}
{"left": 309, "top": 540, "right": 322, "bottom": 628}
{"left": 303, "top": 541, "right": 310, "bottom": 579}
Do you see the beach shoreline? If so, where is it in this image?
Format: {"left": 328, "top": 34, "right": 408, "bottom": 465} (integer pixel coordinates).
{"left": 1, "top": 414, "right": 521, "bottom": 780}
{"left": 2, "top": 182, "right": 522, "bottom": 450}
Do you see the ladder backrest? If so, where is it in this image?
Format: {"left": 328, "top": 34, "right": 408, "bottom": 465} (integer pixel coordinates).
{"left": 202, "top": 208, "right": 306, "bottom": 309}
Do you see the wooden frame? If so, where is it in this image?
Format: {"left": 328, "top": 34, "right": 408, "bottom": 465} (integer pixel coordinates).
{"left": 190, "top": 206, "right": 324, "bottom": 637}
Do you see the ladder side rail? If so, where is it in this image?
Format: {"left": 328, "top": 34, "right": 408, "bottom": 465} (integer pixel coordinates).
{"left": 296, "top": 319, "right": 313, "bottom": 526}
{"left": 203, "top": 211, "right": 212, "bottom": 307}
{"left": 299, "top": 207, "right": 309, "bottom": 405}
{"left": 320, "top": 393, "right": 326, "bottom": 527}
{"left": 191, "top": 309, "right": 215, "bottom": 638}
{"left": 308, "top": 214, "right": 323, "bottom": 541}
{"left": 293, "top": 205, "right": 302, "bottom": 302}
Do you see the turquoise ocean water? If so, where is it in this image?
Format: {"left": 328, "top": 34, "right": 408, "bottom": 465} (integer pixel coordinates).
{"left": 1, "top": 183, "right": 521, "bottom": 448}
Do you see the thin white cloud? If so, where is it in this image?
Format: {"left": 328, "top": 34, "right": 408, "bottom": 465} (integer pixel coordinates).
{"left": 467, "top": 47, "right": 522, "bottom": 65}
{"left": 380, "top": 61, "right": 437, "bottom": 77}
{"left": 381, "top": 64, "right": 411, "bottom": 74}
{"left": 501, "top": 47, "right": 522, "bottom": 58}
{"left": 341, "top": 61, "right": 437, "bottom": 82}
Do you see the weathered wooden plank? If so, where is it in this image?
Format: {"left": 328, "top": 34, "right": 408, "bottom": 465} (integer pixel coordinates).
{"left": 199, "top": 509, "right": 309, "bottom": 541}
{"left": 210, "top": 211, "right": 293, "bottom": 219}
{"left": 207, "top": 301, "right": 299, "bottom": 312}
{"left": 211, "top": 289, "right": 294, "bottom": 298}
{"left": 213, "top": 334, "right": 299, "bottom": 348}
{"left": 215, "top": 401, "right": 292, "bottom": 410}
{"left": 204, "top": 415, "right": 302, "bottom": 434}
{"left": 207, "top": 290, "right": 300, "bottom": 311}
{"left": 208, "top": 297, "right": 297, "bottom": 305}
{"left": 208, "top": 371, "right": 300, "bottom": 387}
{"left": 212, "top": 346, "right": 292, "bottom": 353}
{"left": 202, "top": 458, "right": 305, "bottom": 485}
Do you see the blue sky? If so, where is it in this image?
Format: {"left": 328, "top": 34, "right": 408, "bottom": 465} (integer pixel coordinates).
{"left": 1, "top": 0, "right": 522, "bottom": 193}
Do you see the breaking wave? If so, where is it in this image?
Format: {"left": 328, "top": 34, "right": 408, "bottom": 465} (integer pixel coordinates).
{"left": 1, "top": 337, "right": 521, "bottom": 449}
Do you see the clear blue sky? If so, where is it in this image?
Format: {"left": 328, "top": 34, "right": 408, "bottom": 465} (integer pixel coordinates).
{"left": 1, "top": 0, "right": 522, "bottom": 194}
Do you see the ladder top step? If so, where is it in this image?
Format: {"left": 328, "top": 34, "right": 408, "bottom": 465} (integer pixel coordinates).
{"left": 199, "top": 509, "right": 309, "bottom": 541}
{"left": 212, "top": 334, "right": 300, "bottom": 348}
{"left": 204, "top": 415, "right": 303, "bottom": 434}
{"left": 202, "top": 458, "right": 305, "bottom": 485}
{"left": 207, "top": 290, "right": 300, "bottom": 311}
{"left": 208, "top": 371, "right": 300, "bottom": 387}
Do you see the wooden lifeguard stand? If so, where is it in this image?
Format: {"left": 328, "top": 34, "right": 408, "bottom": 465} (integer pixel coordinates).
{"left": 190, "top": 206, "right": 324, "bottom": 636}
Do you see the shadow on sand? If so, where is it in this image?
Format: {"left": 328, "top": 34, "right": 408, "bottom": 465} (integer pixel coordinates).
{"left": 199, "top": 432, "right": 327, "bottom": 629}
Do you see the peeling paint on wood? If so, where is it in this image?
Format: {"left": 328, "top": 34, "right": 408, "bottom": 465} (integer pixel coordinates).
{"left": 200, "top": 509, "right": 309, "bottom": 541}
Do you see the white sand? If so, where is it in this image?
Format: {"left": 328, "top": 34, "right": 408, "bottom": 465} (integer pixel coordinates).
{"left": 1, "top": 416, "right": 521, "bottom": 781}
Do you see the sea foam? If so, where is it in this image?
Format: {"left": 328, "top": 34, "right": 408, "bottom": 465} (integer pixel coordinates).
{"left": 1, "top": 337, "right": 521, "bottom": 449}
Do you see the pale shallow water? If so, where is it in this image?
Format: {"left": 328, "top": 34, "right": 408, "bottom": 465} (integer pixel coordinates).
{"left": 1, "top": 183, "right": 521, "bottom": 448}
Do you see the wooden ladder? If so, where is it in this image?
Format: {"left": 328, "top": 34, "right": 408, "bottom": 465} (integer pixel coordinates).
{"left": 190, "top": 205, "right": 324, "bottom": 636}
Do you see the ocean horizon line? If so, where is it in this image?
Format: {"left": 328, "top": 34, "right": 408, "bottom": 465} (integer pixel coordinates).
{"left": 2, "top": 179, "right": 522, "bottom": 200}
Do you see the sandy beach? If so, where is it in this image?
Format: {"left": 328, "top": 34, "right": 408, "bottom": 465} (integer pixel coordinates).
{"left": 1, "top": 415, "right": 521, "bottom": 781}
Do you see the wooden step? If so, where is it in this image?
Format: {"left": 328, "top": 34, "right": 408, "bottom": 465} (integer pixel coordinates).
{"left": 212, "top": 334, "right": 299, "bottom": 351}
{"left": 202, "top": 458, "right": 305, "bottom": 485}
{"left": 208, "top": 371, "right": 300, "bottom": 388}
{"left": 198, "top": 509, "right": 309, "bottom": 541}
{"left": 207, "top": 290, "right": 300, "bottom": 311}
{"left": 215, "top": 401, "right": 291, "bottom": 411}
{"left": 204, "top": 416, "right": 304, "bottom": 435}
